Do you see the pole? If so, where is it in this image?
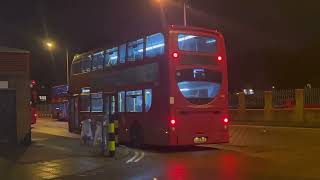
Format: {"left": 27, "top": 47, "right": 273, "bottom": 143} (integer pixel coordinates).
{"left": 66, "top": 48, "right": 69, "bottom": 85}
{"left": 183, "top": 2, "right": 187, "bottom": 26}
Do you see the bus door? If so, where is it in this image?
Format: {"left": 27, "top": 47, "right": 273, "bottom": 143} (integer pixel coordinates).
{"left": 102, "top": 93, "right": 116, "bottom": 147}
{"left": 69, "top": 96, "right": 80, "bottom": 132}
{"left": 103, "top": 93, "right": 116, "bottom": 121}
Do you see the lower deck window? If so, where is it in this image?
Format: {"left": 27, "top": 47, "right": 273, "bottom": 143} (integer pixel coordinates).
{"left": 145, "top": 89, "right": 152, "bottom": 112}
{"left": 118, "top": 91, "right": 125, "bottom": 112}
{"left": 91, "top": 93, "right": 103, "bottom": 112}
{"left": 126, "top": 90, "right": 143, "bottom": 112}
{"left": 118, "top": 89, "right": 152, "bottom": 113}
{"left": 80, "top": 95, "right": 90, "bottom": 111}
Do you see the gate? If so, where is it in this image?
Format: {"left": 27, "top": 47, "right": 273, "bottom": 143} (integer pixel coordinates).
{"left": 0, "top": 89, "right": 16, "bottom": 143}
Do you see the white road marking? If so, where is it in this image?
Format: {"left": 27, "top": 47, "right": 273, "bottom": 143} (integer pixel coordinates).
{"left": 126, "top": 151, "right": 139, "bottom": 163}
{"left": 32, "top": 138, "right": 49, "bottom": 141}
{"left": 133, "top": 152, "right": 145, "bottom": 162}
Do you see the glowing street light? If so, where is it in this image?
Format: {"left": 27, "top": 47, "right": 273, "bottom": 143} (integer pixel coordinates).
{"left": 45, "top": 40, "right": 55, "bottom": 50}
{"left": 46, "top": 42, "right": 53, "bottom": 48}
{"left": 155, "top": 0, "right": 189, "bottom": 26}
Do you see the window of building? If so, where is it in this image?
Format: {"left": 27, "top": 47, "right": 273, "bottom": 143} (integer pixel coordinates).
{"left": 92, "top": 51, "right": 104, "bottom": 71}
{"left": 127, "top": 39, "right": 144, "bottom": 62}
{"left": 80, "top": 95, "right": 91, "bottom": 112}
{"left": 91, "top": 93, "right": 103, "bottom": 112}
{"left": 118, "top": 91, "right": 125, "bottom": 112}
{"left": 119, "top": 44, "right": 126, "bottom": 64}
{"left": 72, "top": 61, "right": 81, "bottom": 74}
{"left": 146, "top": 33, "right": 165, "bottom": 58}
{"left": 145, "top": 89, "right": 152, "bottom": 112}
{"left": 80, "top": 56, "right": 92, "bottom": 73}
{"left": 105, "top": 47, "right": 118, "bottom": 67}
{"left": 126, "top": 90, "right": 143, "bottom": 112}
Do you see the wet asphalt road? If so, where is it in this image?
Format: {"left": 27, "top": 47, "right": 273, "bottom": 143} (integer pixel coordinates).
{"left": 61, "top": 145, "right": 319, "bottom": 180}
{"left": 27, "top": 118, "right": 320, "bottom": 180}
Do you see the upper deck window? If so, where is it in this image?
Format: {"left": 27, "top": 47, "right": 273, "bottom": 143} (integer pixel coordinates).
{"left": 105, "top": 47, "right": 118, "bottom": 67}
{"left": 178, "top": 34, "right": 217, "bottom": 53}
{"left": 92, "top": 51, "right": 104, "bottom": 71}
{"left": 80, "top": 56, "right": 91, "bottom": 73}
{"left": 128, "top": 39, "right": 144, "bottom": 62}
{"left": 72, "top": 61, "right": 81, "bottom": 74}
{"left": 119, "top": 44, "right": 126, "bottom": 64}
{"left": 146, "top": 33, "right": 165, "bottom": 58}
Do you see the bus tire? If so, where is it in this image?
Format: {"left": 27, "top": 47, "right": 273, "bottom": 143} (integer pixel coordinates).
{"left": 130, "top": 123, "right": 144, "bottom": 148}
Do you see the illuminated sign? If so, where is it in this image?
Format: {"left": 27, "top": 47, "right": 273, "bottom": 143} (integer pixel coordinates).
{"left": 81, "top": 87, "right": 90, "bottom": 94}
{"left": 39, "top": 96, "right": 47, "bottom": 102}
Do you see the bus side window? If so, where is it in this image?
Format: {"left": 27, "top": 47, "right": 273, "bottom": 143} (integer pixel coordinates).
{"left": 105, "top": 47, "right": 118, "bottom": 67}
{"left": 145, "top": 89, "right": 152, "bottom": 112}
{"left": 111, "top": 96, "right": 116, "bottom": 114}
{"left": 119, "top": 44, "right": 126, "bottom": 64}
{"left": 80, "top": 56, "right": 91, "bottom": 73}
{"left": 127, "top": 39, "right": 144, "bottom": 62}
{"left": 126, "top": 90, "right": 143, "bottom": 112}
{"left": 92, "top": 51, "right": 104, "bottom": 71}
{"left": 91, "top": 93, "right": 103, "bottom": 112}
{"left": 118, "top": 91, "right": 125, "bottom": 112}
{"left": 72, "top": 61, "right": 81, "bottom": 74}
{"left": 146, "top": 33, "right": 165, "bottom": 58}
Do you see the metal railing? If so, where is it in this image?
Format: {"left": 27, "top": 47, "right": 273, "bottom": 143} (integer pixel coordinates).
{"left": 245, "top": 91, "right": 264, "bottom": 109}
{"left": 272, "top": 89, "right": 295, "bottom": 108}
{"left": 228, "top": 93, "right": 239, "bottom": 109}
{"left": 304, "top": 88, "right": 320, "bottom": 108}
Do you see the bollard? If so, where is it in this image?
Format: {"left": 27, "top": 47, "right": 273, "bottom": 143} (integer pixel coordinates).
{"left": 107, "top": 114, "right": 116, "bottom": 157}
{"left": 114, "top": 114, "right": 119, "bottom": 147}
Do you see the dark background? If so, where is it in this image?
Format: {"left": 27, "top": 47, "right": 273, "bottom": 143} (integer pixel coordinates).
{"left": 0, "top": 0, "right": 319, "bottom": 90}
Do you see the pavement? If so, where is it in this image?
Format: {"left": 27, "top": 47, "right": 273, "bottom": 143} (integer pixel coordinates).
{"left": 0, "top": 118, "right": 130, "bottom": 180}
{"left": 2, "top": 118, "right": 320, "bottom": 179}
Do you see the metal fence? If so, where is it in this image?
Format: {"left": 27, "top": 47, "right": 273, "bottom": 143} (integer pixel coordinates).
{"left": 304, "top": 88, "right": 320, "bottom": 108}
{"left": 36, "top": 104, "right": 52, "bottom": 118}
{"left": 245, "top": 91, "right": 265, "bottom": 109}
{"left": 272, "top": 89, "right": 295, "bottom": 108}
{"left": 36, "top": 103, "right": 51, "bottom": 112}
{"left": 228, "top": 93, "right": 239, "bottom": 109}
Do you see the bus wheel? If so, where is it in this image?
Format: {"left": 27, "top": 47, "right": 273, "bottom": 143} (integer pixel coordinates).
{"left": 130, "top": 124, "right": 144, "bottom": 148}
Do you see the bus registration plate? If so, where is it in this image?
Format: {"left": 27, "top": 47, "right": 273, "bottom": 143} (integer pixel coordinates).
{"left": 193, "top": 137, "right": 207, "bottom": 144}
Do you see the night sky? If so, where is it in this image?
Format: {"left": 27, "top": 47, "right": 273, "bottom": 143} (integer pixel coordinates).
{"left": 1, "top": 0, "right": 319, "bottom": 90}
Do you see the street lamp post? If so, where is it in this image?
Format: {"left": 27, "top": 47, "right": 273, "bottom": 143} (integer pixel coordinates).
{"left": 183, "top": 1, "right": 187, "bottom": 26}
{"left": 45, "top": 41, "right": 70, "bottom": 85}
{"left": 66, "top": 48, "right": 69, "bottom": 85}
{"left": 156, "top": 0, "right": 189, "bottom": 27}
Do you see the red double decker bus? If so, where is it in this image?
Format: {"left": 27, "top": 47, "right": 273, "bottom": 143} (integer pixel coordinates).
{"left": 50, "top": 85, "right": 69, "bottom": 121}
{"left": 69, "top": 25, "right": 229, "bottom": 146}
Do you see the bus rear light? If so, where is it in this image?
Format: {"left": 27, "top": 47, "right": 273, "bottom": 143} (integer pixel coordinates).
{"left": 172, "top": 52, "right": 179, "bottom": 59}
{"left": 217, "top": 56, "right": 223, "bottom": 61}
{"left": 170, "top": 119, "right": 176, "bottom": 125}
{"left": 31, "top": 80, "right": 36, "bottom": 86}
{"left": 223, "top": 117, "right": 229, "bottom": 123}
